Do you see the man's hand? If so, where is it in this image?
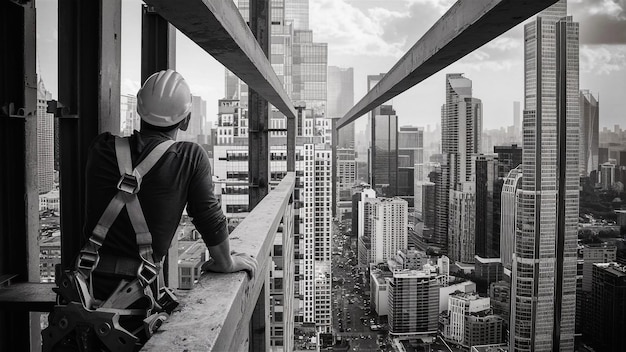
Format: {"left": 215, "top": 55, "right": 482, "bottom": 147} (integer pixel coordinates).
{"left": 202, "top": 251, "right": 257, "bottom": 280}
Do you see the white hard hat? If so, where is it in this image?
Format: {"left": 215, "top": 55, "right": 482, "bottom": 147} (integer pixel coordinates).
{"left": 137, "top": 69, "right": 192, "bottom": 127}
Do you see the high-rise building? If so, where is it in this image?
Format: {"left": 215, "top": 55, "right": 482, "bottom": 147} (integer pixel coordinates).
{"left": 37, "top": 77, "right": 54, "bottom": 194}
{"left": 429, "top": 161, "right": 449, "bottom": 252}
{"left": 510, "top": 1, "right": 579, "bottom": 350}
{"left": 415, "top": 181, "right": 435, "bottom": 243}
{"left": 442, "top": 74, "right": 482, "bottom": 264}
{"left": 177, "top": 95, "right": 206, "bottom": 143}
{"left": 475, "top": 155, "right": 498, "bottom": 258}
{"left": 500, "top": 166, "right": 522, "bottom": 270}
{"left": 513, "top": 101, "right": 521, "bottom": 140}
{"left": 120, "top": 94, "right": 139, "bottom": 137}
{"left": 579, "top": 90, "right": 599, "bottom": 177}
{"left": 448, "top": 182, "right": 475, "bottom": 264}
{"left": 387, "top": 269, "right": 439, "bottom": 341}
{"left": 370, "top": 105, "right": 398, "bottom": 197}
{"left": 442, "top": 73, "right": 482, "bottom": 187}
{"left": 285, "top": 0, "right": 309, "bottom": 30}
{"left": 357, "top": 193, "right": 377, "bottom": 268}
{"left": 494, "top": 145, "right": 522, "bottom": 178}
{"left": 600, "top": 161, "right": 615, "bottom": 189}
{"left": 371, "top": 198, "right": 407, "bottom": 264}
{"left": 588, "top": 262, "right": 626, "bottom": 351}
{"left": 397, "top": 126, "right": 423, "bottom": 207}
{"left": 328, "top": 66, "right": 355, "bottom": 219}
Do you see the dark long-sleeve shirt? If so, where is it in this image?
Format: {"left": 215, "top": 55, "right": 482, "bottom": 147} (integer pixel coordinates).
{"left": 84, "top": 130, "right": 228, "bottom": 268}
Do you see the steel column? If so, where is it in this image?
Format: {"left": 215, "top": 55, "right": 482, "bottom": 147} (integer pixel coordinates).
{"left": 248, "top": 1, "right": 270, "bottom": 351}
{"left": 58, "top": 0, "right": 121, "bottom": 269}
{"left": 141, "top": 4, "right": 178, "bottom": 288}
{"left": 248, "top": 0, "right": 271, "bottom": 210}
{"left": 141, "top": 5, "right": 176, "bottom": 82}
{"left": 0, "top": 1, "right": 38, "bottom": 350}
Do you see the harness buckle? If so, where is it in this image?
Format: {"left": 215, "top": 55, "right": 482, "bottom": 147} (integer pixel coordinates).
{"left": 137, "top": 261, "right": 158, "bottom": 286}
{"left": 117, "top": 173, "right": 141, "bottom": 194}
{"left": 76, "top": 249, "right": 100, "bottom": 277}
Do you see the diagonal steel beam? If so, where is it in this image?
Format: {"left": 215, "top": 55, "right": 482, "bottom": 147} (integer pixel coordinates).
{"left": 143, "top": 0, "right": 296, "bottom": 119}
{"left": 336, "top": 0, "right": 559, "bottom": 130}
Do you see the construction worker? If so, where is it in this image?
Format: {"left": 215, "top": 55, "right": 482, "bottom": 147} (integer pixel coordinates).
{"left": 84, "top": 69, "right": 257, "bottom": 300}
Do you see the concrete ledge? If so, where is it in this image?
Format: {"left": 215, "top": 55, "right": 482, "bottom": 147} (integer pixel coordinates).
{"left": 144, "top": 0, "right": 297, "bottom": 119}
{"left": 336, "top": 0, "right": 558, "bottom": 130}
{"left": 0, "top": 283, "right": 56, "bottom": 312}
{"left": 142, "top": 173, "right": 295, "bottom": 351}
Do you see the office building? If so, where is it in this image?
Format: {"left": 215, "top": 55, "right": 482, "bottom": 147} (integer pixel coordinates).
{"left": 465, "top": 314, "right": 505, "bottom": 349}
{"left": 489, "top": 280, "right": 511, "bottom": 327}
{"left": 356, "top": 188, "right": 377, "bottom": 268}
{"left": 494, "top": 145, "right": 522, "bottom": 179}
{"left": 177, "top": 95, "right": 207, "bottom": 143}
{"left": 120, "top": 93, "right": 139, "bottom": 137}
{"left": 444, "top": 292, "right": 494, "bottom": 346}
{"left": 415, "top": 181, "right": 435, "bottom": 243}
{"left": 600, "top": 161, "right": 615, "bottom": 189}
{"left": 475, "top": 155, "right": 498, "bottom": 258}
{"left": 442, "top": 73, "right": 482, "bottom": 187}
{"left": 579, "top": 90, "right": 599, "bottom": 177}
{"left": 510, "top": 1, "right": 579, "bottom": 350}
{"left": 335, "top": 147, "right": 356, "bottom": 221}
{"left": 500, "top": 167, "right": 522, "bottom": 270}
{"left": 370, "top": 105, "right": 398, "bottom": 197}
{"left": 37, "top": 78, "right": 54, "bottom": 194}
{"left": 580, "top": 243, "right": 616, "bottom": 340}
{"left": 327, "top": 66, "right": 354, "bottom": 146}
{"left": 387, "top": 269, "right": 439, "bottom": 341}
{"left": 396, "top": 126, "right": 424, "bottom": 207}
{"left": 370, "top": 265, "right": 393, "bottom": 316}
{"left": 430, "top": 161, "right": 450, "bottom": 253}
{"left": 448, "top": 182, "right": 475, "bottom": 264}
{"left": 371, "top": 198, "right": 408, "bottom": 264}
{"left": 588, "top": 263, "right": 626, "bottom": 351}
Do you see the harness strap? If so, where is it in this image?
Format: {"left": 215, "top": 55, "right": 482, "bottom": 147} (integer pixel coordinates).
{"left": 76, "top": 137, "right": 177, "bottom": 288}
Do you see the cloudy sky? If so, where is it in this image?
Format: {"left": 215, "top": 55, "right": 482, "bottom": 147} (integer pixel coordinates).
{"left": 36, "top": 0, "right": 626, "bottom": 132}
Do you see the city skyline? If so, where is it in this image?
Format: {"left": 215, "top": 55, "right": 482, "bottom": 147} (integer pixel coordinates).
{"left": 34, "top": 0, "right": 626, "bottom": 132}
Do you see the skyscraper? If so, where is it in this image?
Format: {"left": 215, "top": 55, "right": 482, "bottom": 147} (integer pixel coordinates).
{"left": 442, "top": 74, "right": 482, "bottom": 264}
{"left": 37, "top": 77, "right": 54, "bottom": 194}
{"left": 370, "top": 105, "right": 398, "bottom": 197}
{"left": 429, "top": 161, "right": 449, "bottom": 252}
{"left": 328, "top": 66, "right": 355, "bottom": 219}
{"left": 371, "top": 198, "right": 407, "bottom": 264}
{"left": 475, "top": 155, "right": 497, "bottom": 258}
{"left": 397, "top": 126, "right": 423, "bottom": 207}
{"left": 579, "top": 90, "right": 599, "bottom": 177}
{"left": 500, "top": 166, "right": 522, "bottom": 270}
{"left": 510, "top": 1, "right": 579, "bottom": 350}
{"left": 588, "top": 262, "right": 626, "bottom": 351}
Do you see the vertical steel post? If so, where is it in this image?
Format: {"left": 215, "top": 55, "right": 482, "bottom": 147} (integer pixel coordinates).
{"left": 141, "top": 5, "right": 176, "bottom": 82}
{"left": 58, "top": 0, "right": 121, "bottom": 269}
{"left": 248, "top": 1, "right": 271, "bottom": 351}
{"left": 0, "top": 1, "right": 38, "bottom": 350}
{"left": 248, "top": 0, "right": 271, "bottom": 210}
{"left": 141, "top": 4, "right": 177, "bottom": 288}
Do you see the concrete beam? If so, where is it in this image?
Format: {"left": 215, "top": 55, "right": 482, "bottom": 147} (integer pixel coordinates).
{"left": 336, "top": 0, "right": 558, "bottom": 130}
{"left": 142, "top": 173, "right": 295, "bottom": 352}
{"left": 143, "top": 0, "right": 297, "bottom": 119}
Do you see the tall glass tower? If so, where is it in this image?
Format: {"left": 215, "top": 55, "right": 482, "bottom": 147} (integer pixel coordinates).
{"left": 510, "top": 1, "right": 579, "bottom": 350}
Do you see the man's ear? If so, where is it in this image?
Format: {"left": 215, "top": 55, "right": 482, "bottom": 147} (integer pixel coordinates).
{"left": 179, "top": 113, "right": 191, "bottom": 131}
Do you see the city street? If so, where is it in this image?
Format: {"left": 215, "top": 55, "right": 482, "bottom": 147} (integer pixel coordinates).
{"left": 332, "top": 221, "right": 387, "bottom": 351}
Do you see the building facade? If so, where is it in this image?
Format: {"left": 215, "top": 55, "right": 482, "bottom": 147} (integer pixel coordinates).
{"left": 475, "top": 155, "right": 498, "bottom": 258}
{"left": 387, "top": 270, "right": 439, "bottom": 340}
{"left": 372, "top": 198, "right": 408, "bottom": 264}
{"left": 579, "top": 90, "right": 599, "bottom": 177}
{"left": 500, "top": 166, "right": 522, "bottom": 270}
{"left": 37, "top": 78, "right": 54, "bottom": 194}
{"left": 588, "top": 262, "right": 626, "bottom": 351}
{"left": 370, "top": 105, "right": 398, "bottom": 198}
{"left": 510, "top": 1, "right": 579, "bottom": 350}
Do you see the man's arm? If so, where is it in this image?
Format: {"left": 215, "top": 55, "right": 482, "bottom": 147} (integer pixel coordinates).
{"left": 202, "top": 238, "right": 257, "bottom": 279}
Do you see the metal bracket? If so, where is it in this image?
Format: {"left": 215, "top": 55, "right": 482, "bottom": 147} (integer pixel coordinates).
{"left": 46, "top": 100, "right": 76, "bottom": 119}
{"left": 0, "top": 103, "right": 28, "bottom": 119}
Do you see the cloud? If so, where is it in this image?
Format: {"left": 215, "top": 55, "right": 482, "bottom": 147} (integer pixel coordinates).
{"left": 310, "top": 0, "right": 407, "bottom": 58}
{"left": 580, "top": 44, "right": 626, "bottom": 74}
{"left": 571, "top": 0, "right": 626, "bottom": 44}
{"left": 121, "top": 79, "right": 140, "bottom": 96}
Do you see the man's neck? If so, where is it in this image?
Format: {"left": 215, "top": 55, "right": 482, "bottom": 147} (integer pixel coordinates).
{"left": 140, "top": 128, "right": 178, "bottom": 140}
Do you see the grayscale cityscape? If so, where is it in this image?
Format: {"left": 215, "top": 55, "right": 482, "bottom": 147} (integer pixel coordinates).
{"left": 2, "top": 0, "right": 626, "bottom": 351}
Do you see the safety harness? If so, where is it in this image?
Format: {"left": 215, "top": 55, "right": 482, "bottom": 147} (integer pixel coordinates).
{"left": 43, "top": 137, "right": 180, "bottom": 352}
